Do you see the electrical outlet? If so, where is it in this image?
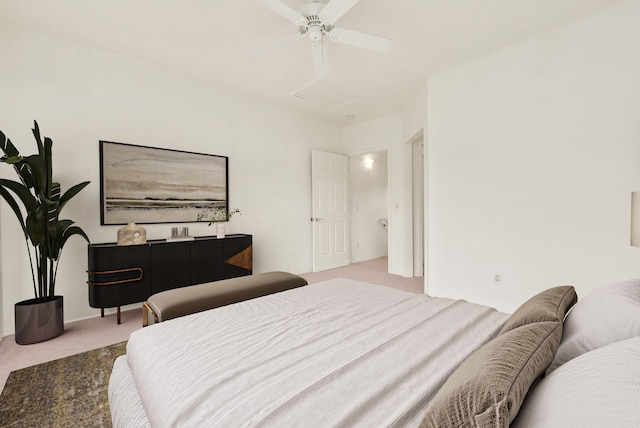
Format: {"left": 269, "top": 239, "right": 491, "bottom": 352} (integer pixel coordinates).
{"left": 493, "top": 273, "right": 502, "bottom": 284}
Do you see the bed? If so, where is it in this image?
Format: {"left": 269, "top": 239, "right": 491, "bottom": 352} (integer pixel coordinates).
{"left": 109, "top": 277, "right": 640, "bottom": 427}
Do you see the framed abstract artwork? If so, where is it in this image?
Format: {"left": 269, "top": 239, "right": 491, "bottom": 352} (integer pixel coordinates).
{"left": 99, "top": 141, "right": 228, "bottom": 225}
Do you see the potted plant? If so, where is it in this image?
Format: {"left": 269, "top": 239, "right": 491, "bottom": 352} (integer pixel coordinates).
{"left": 0, "top": 121, "right": 90, "bottom": 344}
{"left": 197, "top": 207, "right": 240, "bottom": 238}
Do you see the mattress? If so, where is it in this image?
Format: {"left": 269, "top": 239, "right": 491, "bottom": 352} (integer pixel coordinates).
{"left": 109, "top": 278, "right": 508, "bottom": 427}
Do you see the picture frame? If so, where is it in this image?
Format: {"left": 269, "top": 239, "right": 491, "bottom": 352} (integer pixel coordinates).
{"left": 99, "top": 141, "right": 228, "bottom": 225}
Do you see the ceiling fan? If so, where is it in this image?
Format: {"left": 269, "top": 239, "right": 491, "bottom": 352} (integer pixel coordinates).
{"left": 253, "top": 0, "right": 394, "bottom": 79}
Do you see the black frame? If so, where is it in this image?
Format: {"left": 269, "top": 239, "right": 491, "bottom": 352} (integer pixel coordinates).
{"left": 99, "top": 141, "right": 228, "bottom": 225}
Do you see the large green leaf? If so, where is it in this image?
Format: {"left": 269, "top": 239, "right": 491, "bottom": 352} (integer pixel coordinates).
{"left": 0, "top": 133, "right": 36, "bottom": 189}
{"left": 43, "top": 137, "right": 53, "bottom": 196}
{"left": 44, "top": 198, "right": 61, "bottom": 255}
{"left": 0, "top": 130, "right": 20, "bottom": 159}
{"left": 51, "top": 222, "right": 89, "bottom": 260}
{"left": 25, "top": 205, "right": 47, "bottom": 247}
{"left": 50, "top": 182, "right": 61, "bottom": 202}
{"left": 32, "top": 124, "right": 53, "bottom": 203}
{"left": 31, "top": 121, "right": 45, "bottom": 157}
{"left": 0, "top": 184, "right": 28, "bottom": 236}
{"left": 58, "top": 181, "right": 89, "bottom": 211}
{"left": 0, "top": 178, "right": 37, "bottom": 212}
{"left": 15, "top": 154, "right": 47, "bottom": 195}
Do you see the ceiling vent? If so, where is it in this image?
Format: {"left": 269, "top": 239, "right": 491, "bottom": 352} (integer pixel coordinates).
{"left": 292, "top": 80, "right": 358, "bottom": 110}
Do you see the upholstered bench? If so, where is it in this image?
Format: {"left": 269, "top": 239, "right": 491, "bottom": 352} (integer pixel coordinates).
{"left": 142, "top": 271, "right": 308, "bottom": 326}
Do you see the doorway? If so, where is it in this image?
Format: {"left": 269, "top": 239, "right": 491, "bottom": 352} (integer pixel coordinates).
{"left": 349, "top": 150, "right": 389, "bottom": 264}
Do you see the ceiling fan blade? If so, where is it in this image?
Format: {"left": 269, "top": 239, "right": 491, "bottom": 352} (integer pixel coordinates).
{"left": 250, "top": 34, "right": 300, "bottom": 58}
{"left": 329, "top": 28, "right": 394, "bottom": 54}
{"left": 320, "top": 0, "right": 361, "bottom": 24}
{"left": 254, "top": 0, "right": 305, "bottom": 25}
{"left": 312, "top": 42, "right": 330, "bottom": 79}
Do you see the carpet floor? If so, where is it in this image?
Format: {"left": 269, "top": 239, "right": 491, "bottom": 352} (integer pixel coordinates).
{"left": 0, "top": 341, "right": 126, "bottom": 428}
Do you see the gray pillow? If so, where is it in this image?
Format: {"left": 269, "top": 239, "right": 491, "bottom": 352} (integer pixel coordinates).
{"left": 420, "top": 321, "right": 563, "bottom": 428}
{"left": 547, "top": 278, "right": 640, "bottom": 374}
{"left": 513, "top": 337, "right": 640, "bottom": 428}
{"left": 499, "top": 286, "right": 576, "bottom": 335}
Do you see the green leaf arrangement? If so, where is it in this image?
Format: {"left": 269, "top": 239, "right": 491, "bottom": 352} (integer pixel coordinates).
{"left": 0, "top": 121, "right": 90, "bottom": 300}
{"left": 197, "top": 207, "right": 241, "bottom": 226}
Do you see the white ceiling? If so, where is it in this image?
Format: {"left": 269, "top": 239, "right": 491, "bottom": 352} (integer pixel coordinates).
{"left": 0, "top": 0, "right": 621, "bottom": 125}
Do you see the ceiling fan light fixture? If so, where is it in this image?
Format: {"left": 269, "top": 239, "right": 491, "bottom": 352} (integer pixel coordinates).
{"left": 298, "top": 13, "right": 333, "bottom": 39}
{"left": 307, "top": 25, "right": 324, "bottom": 42}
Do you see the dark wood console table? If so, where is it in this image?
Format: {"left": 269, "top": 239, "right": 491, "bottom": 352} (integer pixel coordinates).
{"left": 87, "top": 234, "right": 252, "bottom": 323}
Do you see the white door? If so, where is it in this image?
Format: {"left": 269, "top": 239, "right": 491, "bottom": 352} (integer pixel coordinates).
{"left": 311, "top": 150, "right": 349, "bottom": 272}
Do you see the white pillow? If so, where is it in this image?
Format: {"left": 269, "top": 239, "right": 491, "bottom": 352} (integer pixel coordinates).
{"left": 512, "top": 337, "right": 640, "bottom": 428}
{"left": 547, "top": 278, "right": 640, "bottom": 373}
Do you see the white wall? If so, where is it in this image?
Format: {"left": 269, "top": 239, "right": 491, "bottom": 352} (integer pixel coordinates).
{"left": 0, "top": 24, "right": 343, "bottom": 335}
{"left": 402, "top": 80, "right": 428, "bottom": 143}
{"left": 350, "top": 151, "right": 388, "bottom": 263}
{"left": 425, "top": 0, "right": 640, "bottom": 313}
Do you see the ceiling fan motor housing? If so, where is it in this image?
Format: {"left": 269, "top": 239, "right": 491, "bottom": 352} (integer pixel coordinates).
{"left": 298, "top": 1, "right": 333, "bottom": 41}
{"left": 299, "top": 16, "right": 333, "bottom": 41}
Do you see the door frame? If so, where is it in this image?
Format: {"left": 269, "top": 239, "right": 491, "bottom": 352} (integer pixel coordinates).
{"left": 403, "top": 129, "right": 425, "bottom": 278}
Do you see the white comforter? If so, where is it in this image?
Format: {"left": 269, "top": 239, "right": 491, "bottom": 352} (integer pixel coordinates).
{"left": 110, "top": 279, "right": 507, "bottom": 427}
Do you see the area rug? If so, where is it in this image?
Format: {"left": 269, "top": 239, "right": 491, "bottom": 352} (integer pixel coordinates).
{"left": 0, "top": 341, "right": 126, "bottom": 428}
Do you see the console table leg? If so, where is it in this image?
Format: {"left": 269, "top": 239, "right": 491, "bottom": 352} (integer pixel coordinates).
{"left": 117, "top": 306, "right": 121, "bottom": 324}
{"left": 101, "top": 308, "right": 104, "bottom": 318}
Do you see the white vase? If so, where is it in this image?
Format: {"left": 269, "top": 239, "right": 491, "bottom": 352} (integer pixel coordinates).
{"left": 216, "top": 223, "right": 226, "bottom": 239}
{"left": 117, "top": 223, "right": 147, "bottom": 246}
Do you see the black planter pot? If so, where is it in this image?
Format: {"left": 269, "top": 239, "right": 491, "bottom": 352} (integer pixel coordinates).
{"left": 14, "top": 296, "right": 64, "bottom": 345}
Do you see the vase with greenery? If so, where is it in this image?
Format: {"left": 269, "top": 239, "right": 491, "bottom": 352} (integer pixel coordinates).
{"left": 0, "top": 121, "right": 90, "bottom": 344}
{"left": 197, "top": 207, "right": 240, "bottom": 238}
